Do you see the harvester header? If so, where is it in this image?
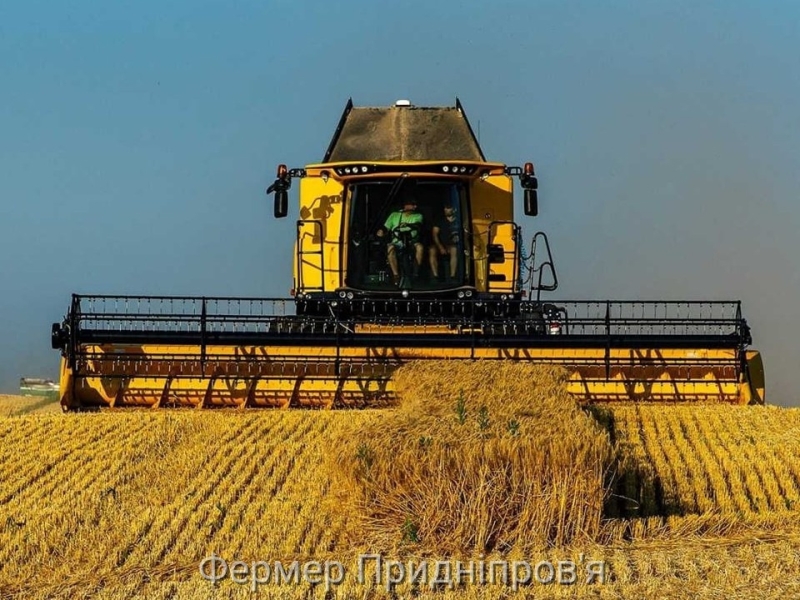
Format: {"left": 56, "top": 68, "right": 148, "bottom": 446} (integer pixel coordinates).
{"left": 51, "top": 99, "right": 765, "bottom": 409}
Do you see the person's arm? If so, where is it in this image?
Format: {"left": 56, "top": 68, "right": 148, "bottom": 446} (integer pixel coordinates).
{"left": 380, "top": 212, "right": 398, "bottom": 237}
{"left": 432, "top": 225, "right": 446, "bottom": 254}
{"left": 410, "top": 213, "right": 424, "bottom": 242}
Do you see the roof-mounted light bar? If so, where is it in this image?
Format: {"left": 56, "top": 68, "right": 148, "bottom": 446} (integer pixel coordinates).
{"left": 330, "top": 163, "right": 481, "bottom": 178}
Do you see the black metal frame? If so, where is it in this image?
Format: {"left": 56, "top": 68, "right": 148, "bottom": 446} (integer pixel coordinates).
{"left": 526, "top": 231, "right": 558, "bottom": 301}
{"left": 323, "top": 98, "right": 354, "bottom": 163}
{"left": 295, "top": 219, "right": 326, "bottom": 293}
{"left": 53, "top": 295, "right": 752, "bottom": 377}
{"left": 455, "top": 97, "right": 487, "bottom": 162}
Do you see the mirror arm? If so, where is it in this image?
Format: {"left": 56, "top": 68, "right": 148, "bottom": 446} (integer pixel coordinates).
{"left": 267, "top": 166, "right": 306, "bottom": 219}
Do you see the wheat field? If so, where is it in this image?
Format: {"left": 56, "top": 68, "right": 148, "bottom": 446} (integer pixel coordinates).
{"left": 0, "top": 394, "right": 61, "bottom": 417}
{"left": 1, "top": 371, "right": 799, "bottom": 599}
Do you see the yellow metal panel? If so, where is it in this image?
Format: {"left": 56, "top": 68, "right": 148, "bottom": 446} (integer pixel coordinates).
{"left": 65, "top": 341, "right": 763, "bottom": 409}
{"left": 295, "top": 176, "right": 344, "bottom": 293}
{"left": 745, "top": 350, "right": 765, "bottom": 404}
{"left": 469, "top": 175, "right": 514, "bottom": 292}
{"left": 488, "top": 222, "right": 516, "bottom": 294}
{"left": 58, "top": 358, "right": 74, "bottom": 410}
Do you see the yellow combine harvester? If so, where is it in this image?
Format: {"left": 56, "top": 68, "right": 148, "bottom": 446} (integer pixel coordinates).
{"left": 51, "top": 99, "right": 765, "bottom": 409}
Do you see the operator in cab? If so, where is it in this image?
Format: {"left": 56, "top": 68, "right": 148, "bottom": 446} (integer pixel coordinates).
{"left": 429, "top": 201, "right": 461, "bottom": 283}
{"left": 376, "top": 189, "right": 424, "bottom": 286}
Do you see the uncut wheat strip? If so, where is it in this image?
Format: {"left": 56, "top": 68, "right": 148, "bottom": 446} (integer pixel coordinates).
{"left": 113, "top": 415, "right": 265, "bottom": 570}
{"left": 166, "top": 412, "right": 323, "bottom": 563}
{"left": 662, "top": 407, "right": 714, "bottom": 513}
{"left": 704, "top": 409, "right": 771, "bottom": 513}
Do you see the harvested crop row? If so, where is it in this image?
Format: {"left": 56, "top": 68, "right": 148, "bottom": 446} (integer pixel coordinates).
{"left": 1, "top": 372, "right": 799, "bottom": 598}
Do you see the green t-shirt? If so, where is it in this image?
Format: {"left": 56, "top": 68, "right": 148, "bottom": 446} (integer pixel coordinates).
{"left": 384, "top": 210, "right": 423, "bottom": 239}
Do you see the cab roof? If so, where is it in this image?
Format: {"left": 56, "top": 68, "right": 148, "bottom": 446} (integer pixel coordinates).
{"left": 323, "top": 99, "right": 486, "bottom": 163}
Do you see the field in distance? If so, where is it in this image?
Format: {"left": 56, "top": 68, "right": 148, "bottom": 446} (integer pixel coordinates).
{"left": 1, "top": 402, "right": 799, "bottom": 598}
{"left": 0, "top": 394, "right": 60, "bottom": 417}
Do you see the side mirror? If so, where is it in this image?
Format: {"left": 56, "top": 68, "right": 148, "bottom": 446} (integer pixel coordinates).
{"left": 524, "top": 189, "right": 538, "bottom": 217}
{"left": 274, "top": 189, "right": 288, "bottom": 218}
{"left": 51, "top": 322, "right": 67, "bottom": 350}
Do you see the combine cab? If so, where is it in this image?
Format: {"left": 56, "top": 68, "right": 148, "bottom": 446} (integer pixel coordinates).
{"left": 51, "top": 99, "right": 765, "bottom": 409}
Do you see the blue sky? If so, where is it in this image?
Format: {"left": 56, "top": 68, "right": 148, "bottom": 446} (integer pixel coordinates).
{"left": 1, "top": 1, "right": 798, "bottom": 405}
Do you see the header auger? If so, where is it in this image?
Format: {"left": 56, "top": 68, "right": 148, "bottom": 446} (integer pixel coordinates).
{"left": 51, "top": 99, "right": 765, "bottom": 410}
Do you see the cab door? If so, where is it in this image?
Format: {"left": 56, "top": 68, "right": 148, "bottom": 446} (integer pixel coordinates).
{"left": 486, "top": 221, "right": 519, "bottom": 294}
{"left": 294, "top": 176, "right": 344, "bottom": 293}
{"left": 470, "top": 174, "right": 517, "bottom": 293}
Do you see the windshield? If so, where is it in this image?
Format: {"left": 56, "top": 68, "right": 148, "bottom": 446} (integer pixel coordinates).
{"left": 346, "top": 179, "right": 469, "bottom": 292}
